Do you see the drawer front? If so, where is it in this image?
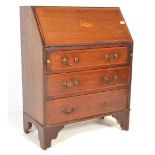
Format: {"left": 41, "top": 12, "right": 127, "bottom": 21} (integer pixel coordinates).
{"left": 45, "top": 89, "right": 128, "bottom": 125}
{"left": 47, "top": 66, "right": 130, "bottom": 99}
{"left": 47, "top": 47, "right": 129, "bottom": 73}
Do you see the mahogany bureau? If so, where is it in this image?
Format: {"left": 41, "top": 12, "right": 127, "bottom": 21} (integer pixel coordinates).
{"left": 20, "top": 6, "right": 133, "bottom": 149}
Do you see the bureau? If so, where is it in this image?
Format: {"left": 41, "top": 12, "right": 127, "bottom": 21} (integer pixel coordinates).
{"left": 20, "top": 6, "right": 133, "bottom": 150}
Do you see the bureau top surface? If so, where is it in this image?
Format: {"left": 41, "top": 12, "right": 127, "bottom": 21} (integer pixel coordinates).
{"left": 33, "top": 6, "right": 133, "bottom": 47}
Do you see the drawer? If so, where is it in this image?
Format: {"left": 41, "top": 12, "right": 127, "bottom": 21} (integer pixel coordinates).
{"left": 47, "top": 47, "right": 129, "bottom": 73}
{"left": 47, "top": 66, "right": 130, "bottom": 99}
{"left": 45, "top": 89, "right": 128, "bottom": 125}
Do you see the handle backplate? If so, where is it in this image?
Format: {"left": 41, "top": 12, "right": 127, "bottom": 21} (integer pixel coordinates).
{"left": 62, "top": 57, "right": 79, "bottom": 66}
{"left": 63, "top": 80, "right": 80, "bottom": 88}
{"left": 62, "top": 106, "right": 77, "bottom": 115}
{"left": 104, "top": 53, "right": 119, "bottom": 62}
{"left": 104, "top": 75, "right": 118, "bottom": 84}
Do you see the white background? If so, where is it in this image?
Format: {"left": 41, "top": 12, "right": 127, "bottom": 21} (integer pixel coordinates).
{"left": 4, "top": 0, "right": 155, "bottom": 154}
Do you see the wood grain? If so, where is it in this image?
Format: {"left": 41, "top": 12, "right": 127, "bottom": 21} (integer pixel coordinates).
{"left": 47, "top": 46, "right": 129, "bottom": 74}
{"left": 20, "top": 6, "right": 44, "bottom": 124}
{"left": 21, "top": 6, "right": 133, "bottom": 149}
{"left": 47, "top": 66, "right": 130, "bottom": 99}
{"left": 45, "top": 89, "right": 128, "bottom": 125}
{"left": 33, "top": 6, "right": 133, "bottom": 47}
{"left": 23, "top": 113, "right": 64, "bottom": 150}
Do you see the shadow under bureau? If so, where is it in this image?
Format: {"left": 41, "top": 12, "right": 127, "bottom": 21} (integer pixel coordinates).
{"left": 20, "top": 6, "right": 133, "bottom": 150}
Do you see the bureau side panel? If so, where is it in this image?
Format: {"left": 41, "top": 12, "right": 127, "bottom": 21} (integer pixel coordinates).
{"left": 20, "top": 6, "right": 44, "bottom": 124}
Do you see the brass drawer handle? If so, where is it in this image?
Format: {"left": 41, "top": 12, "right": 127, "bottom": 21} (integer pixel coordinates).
{"left": 63, "top": 106, "right": 77, "bottom": 115}
{"left": 104, "top": 75, "right": 118, "bottom": 84}
{"left": 63, "top": 80, "right": 80, "bottom": 88}
{"left": 104, "top": 53, "right": 119, "bottom": 61}
{"left": 62, "top": 57, "right": 79, "bottom": 66}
